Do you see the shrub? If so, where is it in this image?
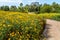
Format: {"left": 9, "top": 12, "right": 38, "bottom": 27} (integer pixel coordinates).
{"left": 38, "top": 13, "right": 60, "bottom": 21}
{"left": 51, "top": 15, "right": 60, "bottom": 21}
{"left": 0, "top": 11, "right": 45, "bottom": 40}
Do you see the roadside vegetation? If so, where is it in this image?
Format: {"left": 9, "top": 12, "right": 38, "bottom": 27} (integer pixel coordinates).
{"left": 0, "top": 11, "right": 46, "bottom": 40}
{"left": 0, "top": 10, "right": 60, "bottom": 40}
{"left": 0, "top": 2, "right": 60, "bottom": 13}
{"left": 38, "top": 13, "right": 60, "bottom": 21}
{"left": 0, "top": 1, "right": 60, "bottom": 40}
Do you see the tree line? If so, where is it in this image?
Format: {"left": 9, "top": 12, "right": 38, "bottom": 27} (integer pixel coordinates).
{"left": 0, "top": 2, "right": 60, "bottom": 13}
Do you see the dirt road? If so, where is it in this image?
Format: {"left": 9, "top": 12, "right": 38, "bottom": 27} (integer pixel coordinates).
{"left": 43, "top": 19, "right": 60, "bottom": 40}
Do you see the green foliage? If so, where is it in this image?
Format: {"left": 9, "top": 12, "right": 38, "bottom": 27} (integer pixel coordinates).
{"left": 40, "top": 4, "right": 52, "bottom": 13}
{"left": 10, "top": 6, "right": 17, "bottom": 11}
{"left": 23, "top": 4, "right": 29, "bottom": 13}
{"left": 0, "top": 2, "right": 60, "bottom": 13}
{"left": 38, "top": 13, "right": 60, "bottom": 21}
{"left": 0, "top": 6, "right": 9, "bottom": 11}
{"left": 52, "top": 15, "right": 60, "bottom": 21}
{"left": 0, "top": 11, "right": 45, "bottom": 40}
{"left": 51, "top": 2, "right": 60, "bottom": 13}
{"left": 20, "top": 3, "right": 23, "bottom": 7}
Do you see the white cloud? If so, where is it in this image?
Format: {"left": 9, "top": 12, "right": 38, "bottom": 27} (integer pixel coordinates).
{"left": 0, "top": 0, "right": 22, "bottom": 3}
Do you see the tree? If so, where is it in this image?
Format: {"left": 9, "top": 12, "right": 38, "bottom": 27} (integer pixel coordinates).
{"left": 0, "top": 6, "right": 9, "bottom": 11}
{"left": 10, "top": 6, "right": 17, "bottom": 11}
{"left": 29, "top": 2, "right": 40, "bottom": 13}
{"left": 0, "top": 6, "right": 4, "bottom": 10}
{"left": 20, "top": 3, "right": 23, "bottom": 7}
{"left": 40, "top": 3, "right": 52, "bottom": 13}
{"left": 31, "top": 2, "right": 39, "bottom": 6}
{"left": 4, "top": 6, "right": 9, "bottom": 11}
{"left": 24, "top": 4, "right": 29, "bottom": 13}
{"left": 51, "top": 2, "right": 60, "bottom": 13}
{"left": 18, "top": 3, "right": 24, "bottom": 12}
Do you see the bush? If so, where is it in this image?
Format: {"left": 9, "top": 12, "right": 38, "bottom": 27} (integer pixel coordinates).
{"left": 51, "top": 15, "right": 60, "bottom": 21}
{"left": 38, "top": 13, "right": 60, "bottom": 20}
{"left": 0, "top": 11, "right": 45, "bottom": 40}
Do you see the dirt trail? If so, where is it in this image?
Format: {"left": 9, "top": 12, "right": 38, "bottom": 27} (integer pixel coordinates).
{"left": 43, "top": 19, "right": 60, "bottom": 40}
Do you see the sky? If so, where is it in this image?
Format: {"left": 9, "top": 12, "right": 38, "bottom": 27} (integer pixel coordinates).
{"left": 0, "top": 0, "right": 60, "bottom": 6}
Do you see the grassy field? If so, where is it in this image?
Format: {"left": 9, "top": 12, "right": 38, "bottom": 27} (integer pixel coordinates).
{"left": 0, "top": 11, "right": 45, "bottom": 40}
{"left": 0, "top": 11, "right": 60, "bottom": 40}
{"left": 38, "top": 13, "right": 60, "bottom": 21}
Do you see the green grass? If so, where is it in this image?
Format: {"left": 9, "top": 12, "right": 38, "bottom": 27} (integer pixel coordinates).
{"left": 0, "top": 11, "right": 45, "bottom": 40}
{"left": 38, "top": 13, "right": 60, "bottom": 21}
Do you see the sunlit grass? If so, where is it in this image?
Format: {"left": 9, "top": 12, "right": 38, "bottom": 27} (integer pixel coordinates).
{"left": 0, "top": 11, "right": 45, "bottom": 40}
